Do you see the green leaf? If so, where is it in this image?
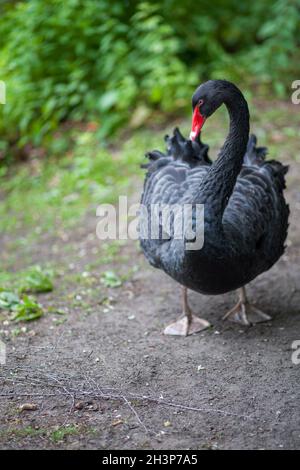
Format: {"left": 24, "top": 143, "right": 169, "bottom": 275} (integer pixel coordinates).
{"left": 98, "top": 90, "right": 119, "bottom": 111}
{"left": 100, "top": 270, "right": 122, "bottom": 288}
{"left": 0, "top": 291, "right": 20, "bottom": 310}
{"left": 12, "top": 295, "right": 43, "bottom": 322}
{"left": 20, "top": 266, "right": 54, "bottom": 294}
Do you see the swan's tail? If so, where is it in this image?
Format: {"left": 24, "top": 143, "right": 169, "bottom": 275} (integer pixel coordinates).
{"left": 142, "top": 127, "right": 211, "bottom": 171}
{"left": 244, "top": 134, "right": 288, "bottom": 191}
{"left": 243, "top": 134, "right": 267, "bottom": 166}
{"left": 164, "top": 127, "right": 211, "bottom": 165}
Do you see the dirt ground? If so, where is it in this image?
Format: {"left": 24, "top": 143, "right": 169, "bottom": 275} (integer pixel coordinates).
{"left": 0, "top": 149, "right": 299, "bottom": 450}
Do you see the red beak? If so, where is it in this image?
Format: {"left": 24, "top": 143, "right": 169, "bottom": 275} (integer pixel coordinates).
{"left": 190, "top": 106, "right": 206, "bottom": 141}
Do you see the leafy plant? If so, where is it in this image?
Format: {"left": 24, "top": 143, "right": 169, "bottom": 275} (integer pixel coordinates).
{"left": 49, "top": 426, "right": 79, "bottom": 443}
{"left": 0, "top": 288, "right": 44, "bottom": 322}
{"left": 12, "top": 295, "right": 43, "bottom": 322}
{"left": 0, "top": 291, "right": 20, "bottom": 310}
{"left": 0, "top": 0, "right": 194, "bottom": 151}
{"left": 0, "top": 0, "right": 299, "bottom": 162}
{"left": 20, "top": 266, "right": 54, "bottom": 294}
{"left": 100, "top": 271, "right": 122, "bottom": 288}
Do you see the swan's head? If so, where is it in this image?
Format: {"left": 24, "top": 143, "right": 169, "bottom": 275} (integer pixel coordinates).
{"left": 190, "top": 80, "right": 228, "bottom": 141}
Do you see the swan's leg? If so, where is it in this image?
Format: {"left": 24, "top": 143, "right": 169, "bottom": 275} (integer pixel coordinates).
{"left": 222, "top": 286, "right": 272, "bottom": 325}
{"left": 164, "top": 286, "right": 210, "bottom": 336}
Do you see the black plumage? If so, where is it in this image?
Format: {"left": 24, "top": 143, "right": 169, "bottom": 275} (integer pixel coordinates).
{"left": 139, "top": 80, "right": 289, "bottom": 333}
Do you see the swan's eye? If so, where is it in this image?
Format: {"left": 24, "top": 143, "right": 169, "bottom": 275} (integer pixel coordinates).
{"left": 198, "top": 99, "right": 204, "bottom": 108}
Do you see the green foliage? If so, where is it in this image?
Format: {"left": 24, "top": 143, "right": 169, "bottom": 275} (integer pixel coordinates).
{"left": 0, "top": 0, "right": 195, "bottom": 149}
{"left": 0, "top": 291, "right": 20, "bottom": 310}
{"left": 243, "top": 0, "right": 300, "bottom": 97}
{"left": 49, "top": 426, "right": 80, "bottom": 443}
{"left": 0, "top": 290, "right": 43, "bottom": 322}
{"left": 20, "top": 266, "right": 54, "bottom": 293}
{"left": 12, "top": 295, "right": 43, "bottom": 322}
{"left": 0, "top": 265, "right": 54, "bottom": 292}
{"left": 0, "top": 265, "right": 55, "bottom": 321}
{"left": 0, "top": 0, "right": 298, "bottom": 155}
{"left": 100, "top": 271, "right": 122, "bottom": 288}
{"left": 0, "top": 128, "right": 154, "bottom": 233}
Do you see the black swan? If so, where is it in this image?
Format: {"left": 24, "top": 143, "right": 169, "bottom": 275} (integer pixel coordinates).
{"left": 139, "top": 80, "right": 289, "bottom": 336}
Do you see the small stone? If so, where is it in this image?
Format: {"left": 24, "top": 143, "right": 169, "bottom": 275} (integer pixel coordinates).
{"left": 19, "top": 403, "right": 38, "bottom": 412}
{"left": 75, "top": 401, "right": 84, "bottom": 410}
{"left": 112, "top": 419, "right": 123, "bottom": 427}
{"left": 87, "top": 403, "right": 98, "bottom": 411}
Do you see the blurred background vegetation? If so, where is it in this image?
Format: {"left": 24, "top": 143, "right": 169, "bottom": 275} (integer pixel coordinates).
{"left": 0, "top": 0, "right": 299, "bottom": 157}
{"left": 0, "top": 0, "right": 299, "bottom": 320}
{"left": 0, "top": 0, "right": 299, "bottom": 239}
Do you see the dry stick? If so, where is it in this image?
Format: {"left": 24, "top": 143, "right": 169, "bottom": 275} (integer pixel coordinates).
{"left": 44, "top": 373, "right": 76, "bottom": 425}
{"left": 1, "top": 367, "right": 255, "bottom": 422}
{"left": 121, "top": 394, "right": 152, "bottom": 435}
{"left": 0, "top": 388, "right": 253, "bottom": 421}
{"left": 3, "top": 370, "right": 154, "bottom": 433}
{"left": 83, "top": 373, "right": 103, "bottom": 396}
{"left": 49, "top": 373, "right": 151, "bottom": 434}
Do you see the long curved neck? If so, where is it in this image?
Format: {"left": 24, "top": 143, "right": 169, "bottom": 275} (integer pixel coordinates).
{"left": 199, "top": 88, "right": 249, "bottom": 224}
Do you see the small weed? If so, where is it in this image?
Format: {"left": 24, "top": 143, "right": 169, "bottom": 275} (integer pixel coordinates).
{"left": 0, "top": 266, "right": 56, "bottom": 322}
{"left": 0, "top": 426, "right": 45, "bottom": 439}
{"left": 11, "top": 327, "right": 25, "bottom": 337}
{"left": 47, "top": 306, "right": 68, "bottom": 316}
{"left": 52, "top": 317, "right": 67, "bottom": 326}
{"left": 97, "top": 241, "right": 125, "bottom": 264}
{"left": 100, "top": 271, "right": 122, "bottom": 288}
{"left": 0, "top": 291, "right": 44, "bottom": 323}
{"left": 20, "top": 266, "right": 54, "bottom": 294}
{"left": 0, "top": 424, "right": 92, "bottom": 443}
{"left": 0, "top": 291, "right": 20, "bottom": 310}
{"left": 49, "top": 425, "right": 79, "bottom": 443}
{"left": 11, "top": 295, "right": 43, "bottom": 322}
{"left": 120, "top": 264, "right": 139, "bottom": 282}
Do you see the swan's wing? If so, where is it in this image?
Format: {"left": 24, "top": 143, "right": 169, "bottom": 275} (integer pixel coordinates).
{"left": 140, "top": 128, "right": 211, "bottom": 267}
{"left": 142, "top": 161, "right": 209, "bottom": 206}
{"left": 224, "top": 135, "right": 289, "bottom": 265}
{"left": 141, "top": 127, "right": 211, "bottom": 206}
{"left": 140, "top": 161, "right": 209, "bottom": 267}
